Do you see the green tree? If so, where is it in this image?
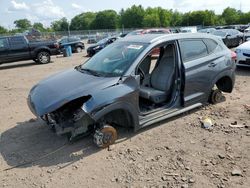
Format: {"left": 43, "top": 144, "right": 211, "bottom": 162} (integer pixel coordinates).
{"left": 143, "top": 8, "right": 161, "bottom": 27}
{"left": 33, "top": 22, "right": 46, "bottom": 32}
{"left": 170, "top": 10, "right": 183, "bottom": 26}
{"left": 157, "top": 7, "right": 172, "bottom": 27}
{"left": 51, "top": 17, "right": 69, "bottom": 31}
{"left": 222, "top": 7, "right": 239, "bottom": 25}
{"left": 70, "top": 12, "right": 96, "bottom": 30}
{"left": 120, "top": 5, "right": 145, "bottom": 28}
{"left": 180, "top": 10, "right": 218, "bottom": 26}
{"left": 239, "top": 11, "right": 250, "bottom": 24}
{"left": 90, "top": 10, "right": 118, "bottom": 29}
{"left": 14, "top": 19, "right": 31, "bottom": 31}
{"left": 0, "top": 25, "right": 8, "bottom": 34}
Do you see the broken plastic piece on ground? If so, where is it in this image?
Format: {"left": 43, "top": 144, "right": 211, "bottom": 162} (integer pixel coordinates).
{"left": 229, "top": 124, "right": 246, "bottom": 128}
{"left": 202, "top": 117, "right": 213, "bottom": 129}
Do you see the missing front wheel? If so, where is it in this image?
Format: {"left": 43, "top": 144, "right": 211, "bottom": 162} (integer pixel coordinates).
{"left": 93, "top": 125, "right": 117, "bottom": 148}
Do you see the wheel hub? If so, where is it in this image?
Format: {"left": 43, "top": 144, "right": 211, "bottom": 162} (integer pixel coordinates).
{"left": 93, "top": 125, "right": 117, "bottom": 148}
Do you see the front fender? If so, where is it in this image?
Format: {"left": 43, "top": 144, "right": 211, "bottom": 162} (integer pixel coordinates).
{"left": 82, "top": 77, "right": 140, "bottom": 130}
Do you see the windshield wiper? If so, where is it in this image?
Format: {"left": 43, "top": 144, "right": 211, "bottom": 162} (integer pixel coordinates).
{"left": 80, "top": 68, "right": 102, "bottom": 77}
{"left": 75, "top": 65, "right": 118, "bottom": 77}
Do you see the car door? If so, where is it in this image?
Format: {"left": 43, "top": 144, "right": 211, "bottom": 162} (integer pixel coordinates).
{"left": 178, "top": 39, "right": 216, "bottom": 106}
{"left": 8, "top": 36, "right": 30, "bottom": 61}
{"left": 0, "top": 38, "right": 10, "bottom": 64}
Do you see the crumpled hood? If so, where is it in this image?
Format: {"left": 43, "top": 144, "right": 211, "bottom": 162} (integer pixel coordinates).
{"left": 28, "top": 68, "right": 120, "bottom": 116}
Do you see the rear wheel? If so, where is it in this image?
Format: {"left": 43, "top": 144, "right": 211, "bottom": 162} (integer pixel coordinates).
{"left": 37, "top": 51, "right": 51, "bottom": 64}
{"left": 209, "top": 89, "right": 225, "bottom": 104}
{"left": 93, "top": 125, "right": 117, "bottom": 148}
{"left": 76, "top": 47, "right": 82, "bottom": 53}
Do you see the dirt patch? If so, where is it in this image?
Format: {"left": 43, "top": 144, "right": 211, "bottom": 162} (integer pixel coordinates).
{"left": 0, "top": 52, "right": 249, "bottom": 188}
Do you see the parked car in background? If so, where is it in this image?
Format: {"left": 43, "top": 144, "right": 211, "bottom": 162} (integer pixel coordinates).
{"left": 180, "top": 26, "right": 197, "bottom": 33}
{"left": 170, "top": 28, "right": 180, "bottom": 33}
{"left": 119, "top": 32, "right": 129, "bottom": 38}
{"left": 212, "top": 29, "right": 243, "bottom": 47}
{"left": 0, "top": 35, "right": 59, "bottom": 65}
{"left": 87, "top": 36, "right": 97, "bottom": 44}
{"left": 198, "top": 28, "right": 216, "bottom": 34}
{"left": 236, "top": 40, "right": 250, "bottom": 67}
{"left": 59, "top": 36, "right": 85, "bottom": 53}
{"left": 28, "top": 33, "right": 235, "bottom": 147}
{"left": 244, "top": 27, "right": 250, "bottom": 41}
{"left": 217, "top": 25, "right": 249, "bottom": 32}
{"left": 87, "top": 37, "right": 118, "bottom": 56}
{"left": 126, "top": 28, "right": 171, "bottom": 37}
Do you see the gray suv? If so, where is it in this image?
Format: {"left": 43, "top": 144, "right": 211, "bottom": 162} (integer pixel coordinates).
{"left": 28, "top": 33, "right": 235, "bottom": 148}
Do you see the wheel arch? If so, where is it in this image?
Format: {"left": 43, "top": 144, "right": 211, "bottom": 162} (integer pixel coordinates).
{"left": 35, "top": 47, "right": 51, "bottom": 57}
{"left": 215, "top": 75, "right": 234, "bottom": 93}
{"left": 209, "top": 69, "right": 235, "bottom": 93}
{"left": 92, "top": 102, "right": 139, "bottom": 130}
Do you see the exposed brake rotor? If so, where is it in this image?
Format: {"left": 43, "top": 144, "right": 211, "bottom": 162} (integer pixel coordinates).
{"left": 93, "top": 125, "right": 117, "bottom": 148}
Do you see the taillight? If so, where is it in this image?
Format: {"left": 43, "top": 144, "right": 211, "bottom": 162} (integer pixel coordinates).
{"left": 231, "top": 51, "right": 237, "bottom": 61}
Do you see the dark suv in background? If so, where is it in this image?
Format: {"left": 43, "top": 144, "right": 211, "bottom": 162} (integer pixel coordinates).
{"left": 87, "top": 37, "right": 117, "bottom": 56}
{"left": 212, "top": 29, "right": 243, "bottom": 47}
{"left": 0, "top": 35, "right": 59, "bottom": 64}
{"left": 59, "top": 36, "right": 85, "bottom": 53}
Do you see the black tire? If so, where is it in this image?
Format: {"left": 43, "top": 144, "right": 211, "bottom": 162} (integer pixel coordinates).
{"left": 75, "top": 46, "right": 82, "bottom": 53}
{"left": 88, "top": 52, "right": 93, "bottom": 57}
{"left": 209, "top": 89, "right": 224, "bottom": 104}
{"left": 36, "top": 51, "right": 51, "bottom": 64}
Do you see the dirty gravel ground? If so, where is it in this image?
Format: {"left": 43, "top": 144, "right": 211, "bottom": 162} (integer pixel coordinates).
{"left": 0, "top": 51, "right": 249, "bottom": 188}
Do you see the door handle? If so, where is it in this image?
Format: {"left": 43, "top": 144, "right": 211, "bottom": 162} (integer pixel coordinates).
{"left": 208, "top": 62, "right": 217, "bottom": 67}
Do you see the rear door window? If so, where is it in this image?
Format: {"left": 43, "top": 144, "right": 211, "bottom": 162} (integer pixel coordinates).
{"left": 9, "top": 36, "right": 26, "bottom": 47}
{"left": 179, "top": 39, "right": 208, "bottom": 62}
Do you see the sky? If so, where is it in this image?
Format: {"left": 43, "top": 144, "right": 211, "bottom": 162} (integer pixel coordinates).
{"left": 0, "top": 0, "right": 249, "bottom": 29}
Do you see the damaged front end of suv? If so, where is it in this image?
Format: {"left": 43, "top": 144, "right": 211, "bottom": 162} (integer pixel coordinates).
{"left": 28, "top": 87, "right": 96, "bottom": 139}
{"left": 27, "top": 64, "right": 139, "bottom": 147}
{"left": 41, "top": 96, "right": 94, "bottom": 138}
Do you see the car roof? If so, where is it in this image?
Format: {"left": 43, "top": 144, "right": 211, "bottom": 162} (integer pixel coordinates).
{"left": 118, "top": 33, "right": 219, "bottom": 44}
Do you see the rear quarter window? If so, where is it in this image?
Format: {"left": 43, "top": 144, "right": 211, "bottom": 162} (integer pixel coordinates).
{"left": 179, "top": 39, "right": 208, "bottom": 62}
{"left": 203, "top": 38, "right": 223, "bottom": 54}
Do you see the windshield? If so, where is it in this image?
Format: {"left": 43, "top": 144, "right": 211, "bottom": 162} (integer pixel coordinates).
{"left": 213, "top": 31, "right": 227, "bottom": 37}
{"left": 80, "top": 41, "right": 148, "bottom": 77}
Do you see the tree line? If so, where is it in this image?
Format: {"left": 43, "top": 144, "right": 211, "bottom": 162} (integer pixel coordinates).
{"left": 1, "top": 5, "right": 250, "bottom": 34}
